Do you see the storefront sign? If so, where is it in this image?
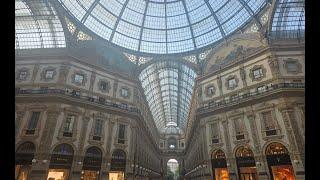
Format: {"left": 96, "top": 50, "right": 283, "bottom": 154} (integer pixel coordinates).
{"left": 211, "top": 159, "right": 227, "bottom": 168}
{"left": 83, "top": 157, "right": 102, "bottom": 170}
{"left": 49, "top": 154, "right": 73, "bottom": 168}
{"left": 15, "top": 153, "right": 34, "bottom": 165}
{"left": 266, "top": 154, "right": 291, "bottom": 166}
{"left": 236, "top": 157, "right": 256, "bottom": 167}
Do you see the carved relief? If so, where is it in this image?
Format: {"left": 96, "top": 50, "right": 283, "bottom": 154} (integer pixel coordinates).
{"left": 58, "top": 64, "right": 70, "bottom": 83}
{"left": 217, "top": 75, "right": 223, "bottom": 95}
{"left": 89, "top": 72, "right": 96, "bottom": 91}
{"left": 239, "top": 66, "right": 247, "bottom": 86}
{"left": 268, "top": 56, "right": 280, "bottom": 77}
{"left": 31, "top": 64, "right": 40, "bottom": 82}
{"left": 40, "top": 66, "right": 57, "bottom": 82}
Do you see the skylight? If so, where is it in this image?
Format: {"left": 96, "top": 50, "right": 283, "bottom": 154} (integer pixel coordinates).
{"left": 139, "top": 60, "right": 196, "bottom": 134}
{"left": 57, "top": 0, "right": 267, "bottom": 54}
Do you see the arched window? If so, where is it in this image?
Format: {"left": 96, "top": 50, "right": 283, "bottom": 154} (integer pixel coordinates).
{"left": 235, "top": 146, "right": 254, "bottom": 158}
{"left": 211, "top": 149, "right": 226, "bottom": 159}
{"left": 266, "top": 142, "right": 289, "bottom": 155}
{"left": 52, "top": 143, "right": 74, "bottom": 156}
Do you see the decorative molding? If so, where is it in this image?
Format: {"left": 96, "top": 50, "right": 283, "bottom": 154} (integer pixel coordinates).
{"left": 71, "top": 70, "right": 88, "bottom": 87}
{"left": 249, "top": 64, "right": 267, "bottom": 82}
{"left": 225, "top": 75, "right": 239, "bottom": 90}
{"left": 97, "top": 79, "right": 111, "bottom": 93}
{"left": 204, "top": 84, "right": 216, "bottom": 97}
{"left": 283, "top": 58, "right": 303, "bottom": 74}
{"left": 40, "top": 66, "right": 57, "bottom": 82}
{"left": 119, "top": 86, "right": 131, "bottom": 99}
{"left": 16, "top": 67, "right": 30, "bottom": 82}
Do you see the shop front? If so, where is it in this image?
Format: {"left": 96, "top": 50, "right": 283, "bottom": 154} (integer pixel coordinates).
{"left": 109, "top": 149, "right": 126, "bottom": 180}
{"left": 266, "top": 143, "right": 295, "bottom": 180}
{"left": 211, "top": 149, "right": 230, "bottom": 180}
{"left": 47, "top": 143, "right": 74, "bottom": 180}
{"left": 235, "top": 146, "right": 258, "bottom": 180}
{"left": 15, "top": 142, "right": 35, "bottom": 180}
{"left": 81, "top": 147, "right": 102, "bottom": 180}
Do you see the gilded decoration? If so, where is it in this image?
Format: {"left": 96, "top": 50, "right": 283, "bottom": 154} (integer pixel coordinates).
{"left": 71, "top": 70, "right": 87, "bottom": 86}
{"left": 225, "top": 75, "right": 239, "bottom": 90}
{"left": 40, "top": 66, "right": 57, "bottom": 81}
{"left": 249, "top": 64, "right": 267, "bottom": 82}
{"left": 98, "top": 79, "right": 111, "bottom": 93}
{"left": 16, "top": 67, "right": 30, "bottom": 82}
{"left": 283, "top": 58, "right": 303, "bottom": 74}
{"left": 119, "top": 86, "right": 131, "bottom": 99}
{"left": 205, "top": 84, "right": 216, "bottom": 97}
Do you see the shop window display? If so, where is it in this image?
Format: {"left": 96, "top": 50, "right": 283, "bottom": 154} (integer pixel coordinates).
{"left": 211, "top": 149, "right": 230, "bottom": 180}
{"left": 47, "top": 169, "right": 70, "bottom": 180}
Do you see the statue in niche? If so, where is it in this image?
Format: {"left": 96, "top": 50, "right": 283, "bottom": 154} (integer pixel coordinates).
{"left": 217, "top": 75, "right": 222, "bottom": 91}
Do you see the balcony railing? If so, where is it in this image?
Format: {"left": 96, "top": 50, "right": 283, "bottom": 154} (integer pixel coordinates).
{"left": 15, "top": 88, "right": 141, "bottom": 114}
{"left": 198, "top": 83, "right": 304, "bottom": 113}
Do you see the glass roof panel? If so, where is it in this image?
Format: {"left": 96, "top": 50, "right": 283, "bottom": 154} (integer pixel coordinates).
{"left": 270, "top": 0, "right": 305, "bottom": 38}
{"left": 15, "top": 0, "right": 66, "bottom": 49}
{"left": 139, "top": 61, "right": 196, "bottom": 134}
{"left": 57, "top": 0, "right": 267, "bottom": 54}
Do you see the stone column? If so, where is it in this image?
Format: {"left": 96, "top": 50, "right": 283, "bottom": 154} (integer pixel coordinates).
{"left": 15, "top": 111, "right": 25, "bottom": 137}
{"left": 246, "top": 112, "right": 270, "bottom": 180}
{"left": 72, "top": 116, "right": 90, "bottom": 179}
{"left": 113, "top": 80, "right": 119, "bottom": 98}
{"left": 30, "top": 109, "right": 60, "bottom": 180}
{"left": 278, "top": 104, "right": 305, "bottom": 179}
{"left": 106, "top": 118, "right": 116, "bottom": 154}
{"left": 221, "top": 117, "right": 237, "bottom": 180}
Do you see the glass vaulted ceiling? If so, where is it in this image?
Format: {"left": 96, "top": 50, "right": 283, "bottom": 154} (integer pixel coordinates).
{"left": 139, "top": 61, "right": 196, "bottom": 134}
{"left": 57, "top": 0, "right": 267, "bottom": 54}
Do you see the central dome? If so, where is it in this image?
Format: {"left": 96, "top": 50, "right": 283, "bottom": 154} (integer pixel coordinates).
{"left": 57, "top": 0, "right": 267, "bottom": 54}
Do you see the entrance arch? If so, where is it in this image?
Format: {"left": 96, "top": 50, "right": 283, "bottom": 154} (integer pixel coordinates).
{"left": 15, "top": 141, "right": 36, "bottom": 180}
{"left": 81, "top": 146, "right": 102, "bottom": 179}
{"left": 265, "top": 142, "right": 295, "bottom": 180}
{"left": 109, "top": 149, "right": 126, "bottom": 180}
{"left": 47, "top": 143, "right": 74, "bottom": 180}
{"left": 211, "top": 149, "right": 229, "bottom": 180}
{"left": 167, "top": 159, "right": 179, "bottom": 180}
{"left": 235, "top": 146, "right": 258, "bottom": 180}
